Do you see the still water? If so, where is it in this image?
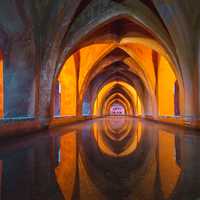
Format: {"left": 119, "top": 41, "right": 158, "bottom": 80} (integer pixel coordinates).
{"left": 0, "top": 117, "right": 200, "bottom": 200}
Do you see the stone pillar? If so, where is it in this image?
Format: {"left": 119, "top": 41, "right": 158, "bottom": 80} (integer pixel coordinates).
{"left": 4, "top": 37, "right": 36, "bottom": 118}
{"left": 174, "top": 80, "right": 180, "bottom": 116}
{"left": 82, "top": 96, "right": 91, "bottom": 116}
{"left": 74, "top": 52, "right": 81, "bottom": 117}
{"left": 54, "top": 81, "right": 61, "bottom": 116}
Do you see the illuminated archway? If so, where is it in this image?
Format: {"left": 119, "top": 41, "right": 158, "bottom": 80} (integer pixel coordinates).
{"left": 104, "top": 96, "right": 130, "bottom": 115}
{"left": 74, "top": 40, "right": 181, "bottom": 118}
{"left": 53, "top": 39, "right": 181, "bottom": 118}
{"left": 159, "top": 130, "right": 181, "bottom": 199}
{"left": 102, "top": 91, "right": 135, "bottom": 116}
{"left": 157, "top": 56, "right": 179, "bottom": 116}
{"left": 54, "top": 55, "right": 77, "bottom": 117}
{"left": 109, "top": 102, "right": 126, "bottom": 115}
{"left": 93, "top": 81, "right": 142, "bottom": 116}
{"left": 50, "top": 11, "right": 185, "bottom": 120}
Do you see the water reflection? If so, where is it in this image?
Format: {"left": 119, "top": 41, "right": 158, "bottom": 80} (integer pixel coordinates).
{"left": 1, "top": 117, "right": 200, "bottom": 200}
{"left": 56, "top": 118, "right": 183, "bottom": 200}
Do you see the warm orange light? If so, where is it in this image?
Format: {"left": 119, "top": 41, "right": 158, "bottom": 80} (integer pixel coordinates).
{"left": 55, "top": 132, "right": 77, "bottom": 200}
{"left": 58, "top": 55, "right": 77, "bottom": 116}
{"left": 93, "top": 120, "right": 142, "bottom": 157}
{"left": 103, "top": 93, "right": 131, "bottom": 115}
{"left": 158, "top": 56, "right": 176, "bottom": 116}
{"left": 79, "top": 43, "right": 115, "bottom": 92}
{"left": 159, "top": 130, "right": 181, "bottom": 199}
{"left": 121, "top": 43, "right": 156, "bottom": 90}
{"left": 0, "top": 50, "right": 3, "bottom": 118}
{"left": 93, "top": 81, "right": 142, "bottom": 116}
{"left": 58, "top": 39, "right": 177, "bottom": 118}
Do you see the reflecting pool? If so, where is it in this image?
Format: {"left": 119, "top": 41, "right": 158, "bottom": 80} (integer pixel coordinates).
{"left": 0, "top": 117, "right": 200, "bottom": 200}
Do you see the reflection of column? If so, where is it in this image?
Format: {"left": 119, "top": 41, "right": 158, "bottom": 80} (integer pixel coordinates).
{"left": 72, "top": 133, "right": 80, "bottom": 200}
{"left": 177, "top": 136, "right": 200, "bottom": 198}
{"left": 175, "top": 135, "right": 181, "bottom": 167}
{"left": 50, "top": 135, "right": 60, "bottom": 168}
{"left": 158, "top": 131, "right": 181, "bottom": 199}
{"left": 2, "top": 150, "right": 34, "bottom": 200}
{"left": 74, "top": 52, "right": 81, "bottom": 117}
{"left": 0, "top": 160, "right": 2, "bottom": 200}
{"left": 55, "top": 132, "right": 77, "bottom": 199}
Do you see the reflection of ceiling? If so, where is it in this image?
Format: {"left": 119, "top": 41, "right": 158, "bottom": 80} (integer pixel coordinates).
{"left": 55, "top": 118, "right": 184, "bottom": 200}
{"left": 93, "top": 119, "right": 142, "bottom": 157}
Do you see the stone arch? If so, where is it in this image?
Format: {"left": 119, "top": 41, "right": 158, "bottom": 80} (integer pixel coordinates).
{"left": 78, "top": 45, "right": 154, "bottom": 101}
{"left": 92, "top": 80, "right": 143, "bottom": 116}
{"left": 80, "top": 56, "right": 155, "bottom": 116}
{"left": 45, "top": 0, "right": 187, "bottom": 120}
{"left": 102, "top": 93, "right": 134, "bottom": 115}
{"left": 101, "top": 87, "right": 136, "bottom": 115}
{"left": 43, "top": 0, "right": 181, "bottom": 117}
{"left": 106, "top": 99, "right": 128, "bottom": 115}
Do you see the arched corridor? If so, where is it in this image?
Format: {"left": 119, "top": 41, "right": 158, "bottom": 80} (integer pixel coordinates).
{"left": 0, "top": 0, "right": 199, "bottom": 127}
{"left": 0, "top": 1, "right": 200, "bottom": 199}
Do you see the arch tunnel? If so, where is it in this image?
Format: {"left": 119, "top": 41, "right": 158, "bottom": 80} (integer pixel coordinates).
{"left": 0, "top": 0, "right": 199, "bottom": 134}
{"left": 54, "top": 17, "right": 181, "bottom": 120}
{"left": 0, "top": 1, "right": 200, "bottom": 200}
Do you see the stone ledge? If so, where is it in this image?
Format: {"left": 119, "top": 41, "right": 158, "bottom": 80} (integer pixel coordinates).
{"left": 0, "top": 115, "right": 200, "bottom": 138}
{"left": 0, "top": 118, "right": 43, "bottom": 138}
{"left": 143, "top": 115, "right": 200, "bottom": 130}
{"left": 0, "top": 116, "right": 98, "bottom": 138}
{"left": 49, "top": 115, "right": 97, "bottom": 128}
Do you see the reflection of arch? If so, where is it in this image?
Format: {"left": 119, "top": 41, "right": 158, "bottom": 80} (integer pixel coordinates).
{"left": 158, "top": 130, "right": 182, "bottom": 199}
{"left": 104, "top": 117, "right": 132, "bottom": 139}
{"left": 93, "top": 120, "right": 142, "bottom": 157}
{"left": 55, "top": 132, "right": 77, "bottom": 200}
{"left": 0, "top": 49, "right": 3, "bottom": 117}
{"left": 79, "top": 119, "right": 158, "bottom": 199}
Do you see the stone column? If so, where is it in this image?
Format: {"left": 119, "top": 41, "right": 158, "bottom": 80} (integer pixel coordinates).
{"left": 4, "top": 36, "right": 36, "bottom": 118}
